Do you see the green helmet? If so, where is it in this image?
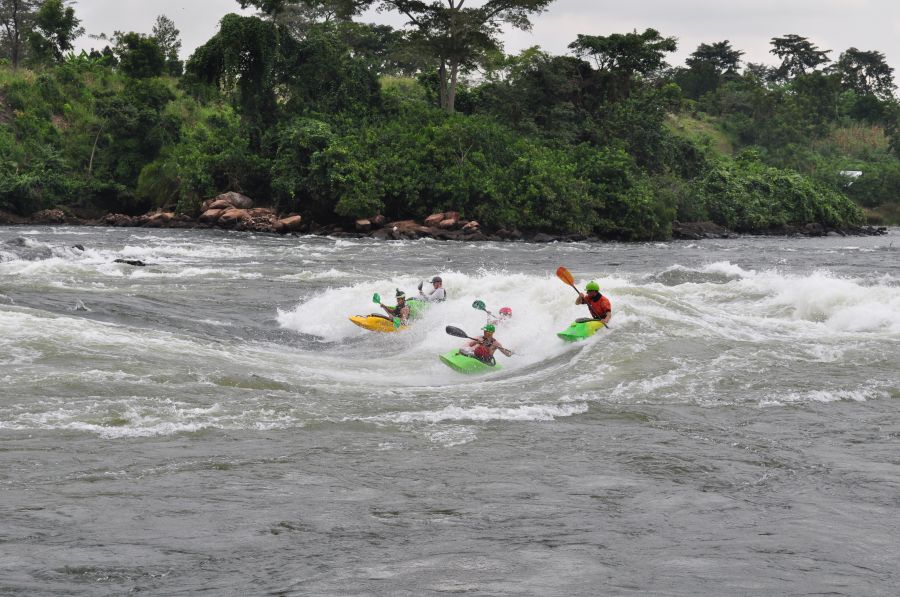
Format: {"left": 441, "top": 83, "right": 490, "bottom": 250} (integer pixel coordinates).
{"left": 585, "top": 281, "right": 600, "bottom": 292}
{"left": 482, "top": 324, "right": 496, "bottom": 333}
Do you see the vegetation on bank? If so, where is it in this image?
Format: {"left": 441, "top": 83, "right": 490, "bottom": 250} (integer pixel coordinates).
{"left": 2, "top": 0, "right": 898, "bottom": 239}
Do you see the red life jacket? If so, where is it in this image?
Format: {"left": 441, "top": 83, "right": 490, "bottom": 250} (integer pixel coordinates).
{"left": 586, "top": 294, "right": 611, "bottom": 319}
{"left": 473, "top": 336, "right": 496, "bottom": 360}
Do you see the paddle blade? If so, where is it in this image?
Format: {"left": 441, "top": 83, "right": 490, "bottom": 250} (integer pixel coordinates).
{"left": 472, "top": 300, "right": 486, "bottom": 311}
{"left": 393, "top": 317, "right": 401, "bottom": 328}
{"left": 372, "top": 292, "right": 381, "bottom": 304}
{"left": 445, "top": 325, "right": 469, "bottom": 339}
{"left": 556, "top": 266, "right": 575, "bottom": 287}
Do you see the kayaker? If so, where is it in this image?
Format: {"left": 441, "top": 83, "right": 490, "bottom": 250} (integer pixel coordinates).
{"left": 380, "top": 289, "right": 410, "bottom": 324}
{"left": 460, "top": 324, "right": 513, "bottom": 364}
{"left": 488, "top": 306, "right": 512, "bottom": 326}
{"left": 576, "top": 281, "right": 612, "bottom": 323}
{"left": 419, "top": 276, "right": 446, "bottom": 302}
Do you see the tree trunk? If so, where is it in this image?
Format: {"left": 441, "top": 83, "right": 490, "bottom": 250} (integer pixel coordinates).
{"left": 446, "top": 59, "right": 459, "bottom": 114}
{"left": 438, "top": 60, "right": 449, "bottom": 112}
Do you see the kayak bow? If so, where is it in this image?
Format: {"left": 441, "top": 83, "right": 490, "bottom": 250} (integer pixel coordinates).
{"left": 439, "top": 350, "right": 502, "bottom": 374}
{"left": 556, "top": 318, "right": 606, "bottom": 342}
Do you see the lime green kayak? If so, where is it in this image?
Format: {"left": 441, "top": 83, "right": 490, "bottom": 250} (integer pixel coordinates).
{"left": 557, "top": 319, "right": 606, "bottom": 342}
{"left": 439, "top": 350, "right": 502, "bottom": 374}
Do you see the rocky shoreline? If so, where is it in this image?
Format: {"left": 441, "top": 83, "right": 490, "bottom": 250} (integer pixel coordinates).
{"left": 0, "top": 192, "right": 889, "bottom": 241}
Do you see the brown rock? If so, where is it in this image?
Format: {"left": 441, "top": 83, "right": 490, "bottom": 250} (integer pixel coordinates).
{"left": 145, "top": 212, "right": 174, "bottom": 228}
{"left": 103, "top": 213, "right": 134, "bottom": 227}
{"left": 217, "top": 208, "right": 249, "bottom": 227}
{"left": 371, "top": 214, "right": 386, "bottom": 228}
{"left": 444, "top": 211, "right": 460, "bottom": 221}
{"left": 207, "top": 199, "right": 233, "bottom": 211}
{"left": 355, "top": 219, "right": 372, "bottom": 232}
{"left": 462, "top": 220, "right": 480, "bottom": 231}
{"left": 199, "top": 208, "right": 225, "bottom": 223}
{"left": 424, "top": 212, "right": 445, "bottom": 227}
{"left": 276, "top": 215, "right": 303, "bottom": 233}
{"left": 438, "top": 218, "right": 458, "bottom": 230}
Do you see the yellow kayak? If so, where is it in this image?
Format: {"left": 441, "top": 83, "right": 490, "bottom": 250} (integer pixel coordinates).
{"left": 349, "top": 314, "right": 407, "bottom": 332}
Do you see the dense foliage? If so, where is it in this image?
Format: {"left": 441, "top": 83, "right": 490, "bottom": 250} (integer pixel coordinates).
{"left": 2, "top": 0, "right": 896, "bottom": 238}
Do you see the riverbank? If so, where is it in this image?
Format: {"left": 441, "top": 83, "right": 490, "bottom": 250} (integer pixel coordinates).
{"left": 0, "top": 191, "right": 888, "bottom": 242}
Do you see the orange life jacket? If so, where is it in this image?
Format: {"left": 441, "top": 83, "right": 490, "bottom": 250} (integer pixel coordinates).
{"left": 586, "top": 294, "right": 611, "bottom": 319}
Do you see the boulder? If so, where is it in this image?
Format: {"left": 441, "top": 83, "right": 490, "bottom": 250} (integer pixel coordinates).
{"left": 424, "top": 212, "right": 445, "bottom": 227}
{"left": 144, "top": 212, "right": 174, "bottom": 228}
{"left": 199, "top": 208, "right": 225, "bottom": 223}
{"left": 217, "top": 208, "right": 249, "bottom": 227}
{"left": 213, "top": 191, "right": 253, "bottom": 209}
{"left": 438, "top": 218, "right": 458, "bottom": 230}
{"left": 461, "top": 220, "right": 480, "bottom": 232}
{"left": 371, "top": 214, "right": 386, "bottom": 228}
{"left": 276, "top": 215, "right": 303, "bottom": 233}
{"left": 532, "top": 232, "right": 557, "bottom": 243}
{"left": 355, "top": 219, "right": 372, "bottom": 232}
{"left": 444, "top": 211, "right": 460, "bottom": 221}
{"left": 103, "top": 213, "right": 134, "bottom": 227}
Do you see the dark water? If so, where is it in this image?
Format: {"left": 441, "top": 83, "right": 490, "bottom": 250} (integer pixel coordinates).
{"left": 1, "top": 226, "right": 898, "bottom": 595}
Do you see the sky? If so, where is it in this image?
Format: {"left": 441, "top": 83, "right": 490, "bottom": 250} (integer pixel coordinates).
{"left": 72, "top": 0, "right": 900, "bottom": 72}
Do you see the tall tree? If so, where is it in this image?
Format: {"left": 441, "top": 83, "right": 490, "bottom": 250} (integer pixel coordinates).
{"left": 0, "top": 0, "right": 40, "bottom": 69}
{"left": 115, "top": 32, "right": 165, "bottom": 78}
{"left": 242, "top": 0, "right": 555, "bottom": 113}
{"left": 836, "top": 47, "right": 895, "bottom": 100}
{"left": 686, "top": 40, "right": 743, "bottom": 74}
{"left": 151, "top": 14, "right": 182, "bottom": 76}
{"left": 569, "top": 28, "right": 677, "bottom": 101}
{"left": 676, "top": 40, "right": 743, "bottom": 100}
{"left": 27, "top": 0, "right": 83, "bottom": 64}
{"left": 769, "top": 34, "right": 830, "bottom": 82}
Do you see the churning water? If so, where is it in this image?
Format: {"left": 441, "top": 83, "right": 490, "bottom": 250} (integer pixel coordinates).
{"left": 1, "top": 226, "right": 898, "bottom": 595}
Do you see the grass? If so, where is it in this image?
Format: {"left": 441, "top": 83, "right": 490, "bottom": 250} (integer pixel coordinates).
{"left": 666, "top": 112, "right": 734, "bottom": 156}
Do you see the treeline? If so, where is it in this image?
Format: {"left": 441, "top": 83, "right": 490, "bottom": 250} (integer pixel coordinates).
{"left": 1, "top": 0, "right": 896, "bottom": 238}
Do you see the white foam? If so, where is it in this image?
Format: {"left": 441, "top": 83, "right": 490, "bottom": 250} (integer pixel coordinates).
{"left": 367, "top": 402, "right": 589, "bottom": 424}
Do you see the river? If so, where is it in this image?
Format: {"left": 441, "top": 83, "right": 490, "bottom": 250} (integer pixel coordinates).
{"left": 1, "top": 225, "right": 898, "bottom": 595}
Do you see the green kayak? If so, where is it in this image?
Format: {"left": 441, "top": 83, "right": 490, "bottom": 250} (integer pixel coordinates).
{"left": 439, "top": 350, "right": 502, "bottom": 374}
{"left": 557, "top": 318, "right": 606, "bottom": 342}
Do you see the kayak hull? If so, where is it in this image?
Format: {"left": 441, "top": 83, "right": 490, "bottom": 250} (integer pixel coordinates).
{"left": 557, "top": 319, "right": 606, "bottom": 342}
{"left": 349, "top": 314, "right": 406, "bottom": 332}
{"left": 439, "top": 350, "right": 502, "bottom": 374}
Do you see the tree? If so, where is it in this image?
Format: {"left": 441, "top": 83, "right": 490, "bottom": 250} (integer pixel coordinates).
{"left": 0, "top": 0, "right": 40, "bottom": 69}
{"left": 115, "top": 32, "right": 165, "bottom": 78}
{"left": 686, "top": 40, "right": 743, "bottom": 74}
{"left": 151, "top": 14, "right": 182, "bottom": 76}
{"left": 245, "top": 0, "right": 555, "bottom": 113}
{"left": 836, "top": 47, "right": 895, "bottom": 100}
{"left": 27, "top": 0, "right": 83, "bottom": 64}
{"left": 676, "top": 40, "right": 744, "bottom": 100}
{"left": 185, "top": 14, "right": 280, "bottom": 146}
{"left": 770, "top": 34, "right": 830, "bottom": 82}
{"left": 569, "top": 28, "right": 677, "bottom": 101}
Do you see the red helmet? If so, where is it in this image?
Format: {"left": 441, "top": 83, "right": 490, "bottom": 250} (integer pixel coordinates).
{"left": 499, "top": 307, "right": 512, "bottom": 315}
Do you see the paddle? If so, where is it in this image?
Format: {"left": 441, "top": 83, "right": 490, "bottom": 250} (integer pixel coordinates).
{"left": 556, "top": 266, "right": 581, "bottom": 298}
{"left": 472, "top": 299, "right": 496, "bottom": 318}
{"left": 445, "top": 326, "right": 515, "bottom": 356}
{"left": 557, "top": 266, "right": 611, "bottom": 329}
{"left": 373, "top": 292, "right": 401, "bottom": 328}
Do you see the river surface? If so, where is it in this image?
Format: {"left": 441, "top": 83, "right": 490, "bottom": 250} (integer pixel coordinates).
{"left": 1, "top": 225, "right": 899, "bottom": 595}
